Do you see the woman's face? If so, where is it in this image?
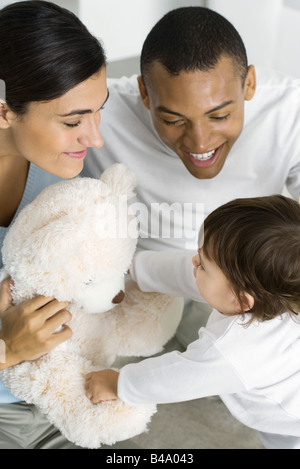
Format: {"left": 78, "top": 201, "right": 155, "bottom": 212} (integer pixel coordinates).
{"left": 6, "top": 68, "right": 108, "bottom": 179}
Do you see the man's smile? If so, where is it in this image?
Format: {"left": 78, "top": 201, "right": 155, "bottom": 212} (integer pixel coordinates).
{"left": 184, "top": 143, "right": 224, "bottom": 168}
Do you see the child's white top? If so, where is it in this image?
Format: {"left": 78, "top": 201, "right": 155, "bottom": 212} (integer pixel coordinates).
{"left": 118, "top": 308, "right": 300, "bottom": 449}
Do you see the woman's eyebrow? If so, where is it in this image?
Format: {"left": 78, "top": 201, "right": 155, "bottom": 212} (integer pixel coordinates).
{"left": 57, "top": 90, "right": 110, "bottom": 117}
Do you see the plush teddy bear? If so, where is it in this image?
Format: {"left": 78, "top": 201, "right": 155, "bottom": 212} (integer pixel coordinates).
{"left": 0, "top": 164, "right": 183, "bottom": 449}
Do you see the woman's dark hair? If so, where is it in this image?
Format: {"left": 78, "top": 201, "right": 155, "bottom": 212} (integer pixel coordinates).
{"left": 141, "top": 7, "right": 248, "bottom": 86}
{"left": 0, "top": 0, "right": 106, "bottom": 115}
{"left": 203, "top": 195, "right": 300, "bottom": 323}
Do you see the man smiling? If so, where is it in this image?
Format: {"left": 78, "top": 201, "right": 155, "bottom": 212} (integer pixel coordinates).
{"left": 137, "top": 57, "right": 255, "bottom": 180}
{"left": 82, "top": 7, "right": 300, "bottom": 345}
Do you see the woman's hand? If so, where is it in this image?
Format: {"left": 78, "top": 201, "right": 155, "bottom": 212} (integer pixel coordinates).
{"left": 85, "top": 369, "right": 120, "bottom": 404}
{"left": 0, "top": 278, "right": 72, "bottom": 369}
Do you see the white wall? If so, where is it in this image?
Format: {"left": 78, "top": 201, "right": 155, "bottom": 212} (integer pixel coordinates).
{"left": 0, "top": 0, "right": 79, "bottom": 13}
{"left": 0, "top": 0, "right": 25, "bottom": 6}
{"left": 276, "top": 0, "right": 300, "bottom": 77}
{"left": 78, "top": 0, "right": 205, "bottom": 62}
{"left": 207, "top": 0, "right": 300, "bottom": 77}
{"left": 2, "top": 0, "right": 299, "bottom": 77}
{"left": 1, "top": 0, "right": 204, "bottom": 65}
{"left": 0, "top": 0, "right": 204, "bottom": 77}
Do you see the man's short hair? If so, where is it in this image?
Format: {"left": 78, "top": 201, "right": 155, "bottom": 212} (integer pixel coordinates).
{"left": 141, "top": 7, "right": 248, "bottom": 85}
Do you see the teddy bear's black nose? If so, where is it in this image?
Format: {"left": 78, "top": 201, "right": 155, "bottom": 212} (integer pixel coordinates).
{"left": 112, "top": 290, "right": 125, "bottom": 304}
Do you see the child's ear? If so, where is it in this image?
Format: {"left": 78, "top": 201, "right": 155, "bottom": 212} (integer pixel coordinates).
{"left": 240, "top": 292, "right": 255, "bottom": 312}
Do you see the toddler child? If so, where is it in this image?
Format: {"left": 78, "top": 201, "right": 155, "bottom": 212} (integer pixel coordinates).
{"left": 85, "top": 195, "right": 300, "bottom": 449}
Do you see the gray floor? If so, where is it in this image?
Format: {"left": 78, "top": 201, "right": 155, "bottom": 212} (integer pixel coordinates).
{"left": 105, "top": 335, "right": 264, "bottom": 450}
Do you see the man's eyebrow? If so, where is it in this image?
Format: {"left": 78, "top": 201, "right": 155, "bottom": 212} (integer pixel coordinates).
{"left": 205, "top": 100, "right": 234, "bottom": 115}
{"left": 156, "top": 100, "right": 234, "bottom": 118}
{"left": 57, "top": 90, "right": 110, "bottom": 117}
{"left": 156, "top": 106, "right": 184, "bottom": 117}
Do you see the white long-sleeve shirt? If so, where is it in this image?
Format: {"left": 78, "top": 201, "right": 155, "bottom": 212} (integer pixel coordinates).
{"left": 128, "top": 251, "right": 300, "bottom": 448}
{"left": 118, "top": 308, "right": 300, "bottom": 449}
{"left": 82, "top": 69, "right": 300, "bottom": 255}
{"left": 131, "top": 249, "right": 201, "bottom": 301}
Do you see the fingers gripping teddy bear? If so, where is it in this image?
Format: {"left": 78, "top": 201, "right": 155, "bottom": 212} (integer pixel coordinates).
{"left": 0, "top": 164, "right": 183, "bottom": 448}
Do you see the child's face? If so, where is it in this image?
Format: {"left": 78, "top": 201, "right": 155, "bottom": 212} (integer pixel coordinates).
{"left": 192, "top": 248, "right": 241, "bottom": 316}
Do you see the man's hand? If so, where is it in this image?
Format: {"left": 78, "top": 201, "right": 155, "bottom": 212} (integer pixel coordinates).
{"left": 0, "top": 277, "right": 72, "bottom": 369}
{"left": 85, "top": 369, "right": 120, "bottom": 404}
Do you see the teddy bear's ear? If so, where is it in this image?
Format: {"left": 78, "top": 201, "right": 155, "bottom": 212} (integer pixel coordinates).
{"left": 100, "top": 164, "right": 137, "bottom": 200}
{"left": 23, "top": 214, "right": 87, "bottom": 271}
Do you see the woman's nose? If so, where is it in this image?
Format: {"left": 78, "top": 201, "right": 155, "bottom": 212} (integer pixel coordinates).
{"left": 78, "top": 116, "right": 104, "bottom": 148}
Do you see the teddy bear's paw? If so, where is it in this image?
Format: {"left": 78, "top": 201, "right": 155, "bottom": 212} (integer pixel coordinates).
{"left": 41, "top": 359, "right": 156, "bottom": 448}
{"left": 44, "top": 391, "right": 156, "bottom": 449}
{"left": 113, "top": 280, "right": 184, "bottom": 357}
{"left": 7, "top": 353, "right": 155, "bottom": 449}
{"left": 1, "top": 361, "right": 39, "bottom": 403}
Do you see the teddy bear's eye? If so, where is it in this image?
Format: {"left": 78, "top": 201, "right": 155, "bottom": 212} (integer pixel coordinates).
{"left": 84, "top": 279, "right": 94, "bottom": 286}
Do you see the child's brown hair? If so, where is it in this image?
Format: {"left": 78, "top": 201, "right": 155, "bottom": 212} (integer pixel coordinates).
{"left": 203, "top": 195, "right": 300, "bottom": 322}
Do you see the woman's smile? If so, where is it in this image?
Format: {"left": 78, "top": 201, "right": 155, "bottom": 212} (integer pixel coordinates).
{"left": 63, "top": 149, "right": 88, "bottom": 160}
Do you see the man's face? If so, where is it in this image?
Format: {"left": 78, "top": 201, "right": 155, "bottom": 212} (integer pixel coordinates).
{"left": 138, "top": 57, "right": 256, "bottom": 179}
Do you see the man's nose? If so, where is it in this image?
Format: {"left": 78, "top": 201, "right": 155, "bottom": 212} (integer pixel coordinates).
{"left": 184, "top": 122, "right": 212, "bottom": 152}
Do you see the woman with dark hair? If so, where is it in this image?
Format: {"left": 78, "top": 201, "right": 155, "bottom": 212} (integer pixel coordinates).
{"left": 0, "top": 1, "right": 108, "bottom": 448}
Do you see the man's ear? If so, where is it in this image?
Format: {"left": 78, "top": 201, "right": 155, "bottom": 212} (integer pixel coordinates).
{"left": 0, "top": 101, "right": 13, "bottom": 129}
{"left": 244, "top": 65, "right": 256, "bottom": 102}
{"left": 137, "top": 76, "right": 150, "bottom": 110}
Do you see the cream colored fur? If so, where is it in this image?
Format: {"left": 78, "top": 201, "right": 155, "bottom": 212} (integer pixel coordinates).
{"left": 0, "top": 164, "right": 183, "bottom": 448}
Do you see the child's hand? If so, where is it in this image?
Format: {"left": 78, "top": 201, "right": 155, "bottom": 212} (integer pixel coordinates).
{"left": 85, "top": 369, "right": 119, "bottom": 404}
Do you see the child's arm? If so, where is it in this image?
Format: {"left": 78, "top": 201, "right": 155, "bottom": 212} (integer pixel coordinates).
{"left": 85, "top": 318, "right": 247, "bottom": 407}
{"left": 131, "top": 250, "right": 204, "bottom": 302}
{"left": 85, "top": 370, "right": 119, "bottom": 404}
